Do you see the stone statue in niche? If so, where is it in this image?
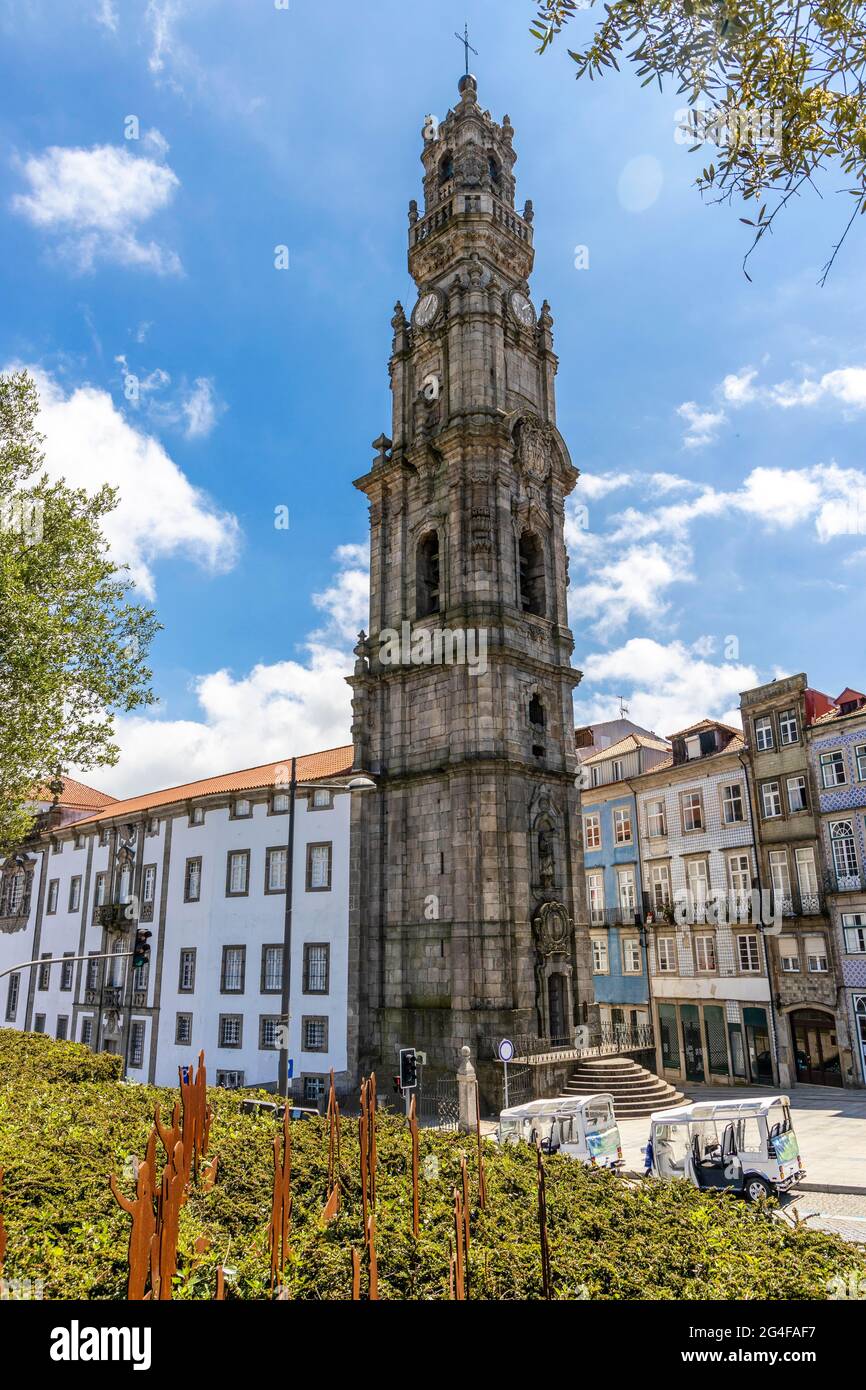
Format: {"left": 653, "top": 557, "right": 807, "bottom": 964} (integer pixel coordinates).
{"left": 538, "top": 825, "right": 555, "bottom": 888}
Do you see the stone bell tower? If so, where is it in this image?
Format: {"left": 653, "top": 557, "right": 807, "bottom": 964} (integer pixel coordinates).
{"left": 347, "top": 73, "right": 590, "bottom": 1093}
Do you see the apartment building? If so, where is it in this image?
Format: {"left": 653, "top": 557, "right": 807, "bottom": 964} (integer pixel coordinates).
{"left": 808, "top": 688, "right": 866, "bottom": 1086}
{"left": 580, "top": 732, "right": 670, "bottom": 1034}
{"left": 633, "top": 720, "right": 775, "bottom": 1090}
{"left": 0, "top": 747, "right": 356, "bottom": 1101}
{"left": 739, "top": 675, "right": 847, "bottom": 1088}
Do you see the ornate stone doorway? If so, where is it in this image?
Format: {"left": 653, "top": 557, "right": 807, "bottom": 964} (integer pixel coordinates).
{"left": 533, "top": 901, "right": 575, "bottom": 1043}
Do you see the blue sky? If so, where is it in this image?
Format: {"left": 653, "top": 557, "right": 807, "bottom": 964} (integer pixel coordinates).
{"left": 0, "top": 0, "right": 859, "bottom": 795}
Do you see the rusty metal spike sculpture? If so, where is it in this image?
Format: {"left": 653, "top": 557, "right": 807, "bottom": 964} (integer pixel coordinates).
{"left": 109, "top": 1155, "right": 157, "bottom": 1300}
{"left": 409, "top": 1094, "right": 420, "bottom": 1239}
{"left": 214, "top": 1265, "right": 225, "bottom": 1300}
{"left": 367, "top": 1212, "right": 379, "bottom": 1300}
{"left": 536, "top": 1145, "right": 552, "bottom": 1301}
{"left": 351, "top": 1248, "right": 360, "bottom": 1300}
{"left": 368, "top": 1072, "right": 378, "bottom": 1209}
{"left": 322, "top": 1069, "right": 340, "bottom": 1222}
{"left": 359, "top": 1078, "right": 370, "bottom": 1242}
{"left": 269, "top": 1104, "right": 293, "bottom": 1295}
{"left": 451, "top": 1186, "right": 466, "bottom": 1300}
{"left": 460, "top": 1154, "right": 471, "bottom": 1257}
{"left": 179, "top": 1050, "right": 215, "bottom": 1186}
{"left": 0, "top": 1167, "right": 6, "bottom": 1282}
{"left": 156, "top": 1140, "right": 186, "bottom": 1300}
{"left": 475, "top": 1079, "right": 487, "bottom": 1210}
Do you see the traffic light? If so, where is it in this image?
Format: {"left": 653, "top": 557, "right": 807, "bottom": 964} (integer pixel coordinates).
{"left": 133, "top": 929, "right": 152, "bottom": 970}
{"left": 399, "top": 1047, "right": 418, "bottom": 1090}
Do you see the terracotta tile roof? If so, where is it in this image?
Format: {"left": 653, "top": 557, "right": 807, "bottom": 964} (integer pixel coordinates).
{"left": 70, "top": 745, "right": 355, "bottom": 826}
{"left": 630, "top": 731, "right": 745, "bottom": 780}
{"left": 582, "top": 732, "right": 671, "bottom": 766}
{"left": 36, "top": 777, "right": 117, "bottom": 811}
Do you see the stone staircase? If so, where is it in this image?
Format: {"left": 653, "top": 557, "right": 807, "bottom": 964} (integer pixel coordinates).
{"left": 564, "top": 1055, "right": 688, "bottom": 1119}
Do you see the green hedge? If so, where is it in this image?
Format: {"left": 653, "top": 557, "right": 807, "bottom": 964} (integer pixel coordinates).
{"left": 0, "top": 1034, "right": 864, "bottom": 1300}
{"left": 0, "top": 1028, "right": 123, "bottom": 1085}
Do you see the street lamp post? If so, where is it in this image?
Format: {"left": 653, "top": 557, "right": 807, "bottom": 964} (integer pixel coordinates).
{"left": 276, "top": 765, "right": 375, "bottom": 1101}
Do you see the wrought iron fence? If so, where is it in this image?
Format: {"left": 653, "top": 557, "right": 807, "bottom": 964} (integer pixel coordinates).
{"left": 418, "top": 1076, "right": 459, "bottom": 1131}
{"left": 491, "top": 1064, "right": 533, "bottom": 1112}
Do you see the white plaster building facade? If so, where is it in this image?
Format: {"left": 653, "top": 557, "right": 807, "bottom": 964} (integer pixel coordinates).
{"left": 633, "top": 721, "right": 776, "bottom": 1089}
{"left": 0, "top": 748, "right": 355, "bottom": 1102}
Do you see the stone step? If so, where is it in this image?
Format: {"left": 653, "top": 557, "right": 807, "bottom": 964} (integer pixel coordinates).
{"left": 562, "top": 1055, "right": 687, "bottom": 1121}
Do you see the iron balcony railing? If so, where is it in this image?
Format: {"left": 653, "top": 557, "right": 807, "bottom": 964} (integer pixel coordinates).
{"left": 491, "top": 1022, "right": 656, "bottom": 1064}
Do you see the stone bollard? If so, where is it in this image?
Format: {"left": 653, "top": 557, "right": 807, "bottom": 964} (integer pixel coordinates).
{"left": 457, "top": 1045, "right": 477, "bottom": 1133}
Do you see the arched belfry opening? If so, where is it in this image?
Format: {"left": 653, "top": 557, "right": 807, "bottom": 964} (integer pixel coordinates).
{"left": 519, "top": 531, "right": 546, "bottom": 616}
{"left": 529, "top": 693, "right": 545, "bottom": 730}
{"left": 416, "top": 530, "right": 441, "bottom": 618}
{"left": 439, "top": 152, "right": 454, "bottom": 185}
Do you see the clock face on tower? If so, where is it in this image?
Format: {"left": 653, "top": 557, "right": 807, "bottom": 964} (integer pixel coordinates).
{"left": 413, "top": 291, "right": 440, "bottom": 329}
{"left": 509, "top": 290, "right": 536, "bottom": 329}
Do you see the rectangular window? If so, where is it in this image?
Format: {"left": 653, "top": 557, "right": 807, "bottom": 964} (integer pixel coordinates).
{"left": 787, "top": 775, "right": 808, "bottom": 813}
{"left": 721, "top": 784, "right": 745, "bottom": 824}
{"left": 591, "top": 936, "right": 608, "bottom": 974}
{"left": 761, "top": 781, "right": 782, "bottom": 818}
{"left": 586, "top": 870, "right": 604, "bottom": 924}
{"left": 184, "top": 857, "right": 202, "bottom": 903}
{"left": 60, "top": 954, "right": 74, "bottom": 991}
{"left": 226, "top": 850, "right": 250, "bottom": 897}
{"left": 80, "top": 1016, "right": 94, "bottom": 1046}
{"left": 34, "top": 1014, "right": 46, "bottom": 1034}
{"left": 738, "top": 935, "right": 761, "bottom": 973}
{"left": 175, "top": 1013, "right": 193, "bottom": 1046}
{"left": 312, "top": 789, "right": 333, "bottom": 809}
{"left": 769, "top": 849, "right": 792, "bottom": 900}
{"left": 189, "top": 806, "right": 205, "bottom": 826}
{"left": 778, "top": 935, "right": 800, "bottom": 972}
{"left": 622, "top": 937, "right": 642, "bottom": 974}
{"left": 68, "top": 876, "right": 82, "bottom": 912}
{"left": 778, "top": 708, "right": 799, "bottom": 745}
{"left": 179, "top": 948, "right": 197, "bottom": 993}
{"left": 686, "top": 859, "right": 709, "bottom": 908}
{"left": 646, "top": 798, "right": 667, "bottom": 837}
{"left": 303, "top": 1075, "right": 326, "bottom": 1103}
{"left": 843, "top": 914, "right": 866, "bottom": 953}
{"left": 259, "top": 1015, "right": 281, "bottom": 1050}
{"left": 129, "top": 1021, "right": 145, "bottom": 1069}
{"left": 831, "top": 821, "right": 859, "bottom": 879}
{"left": 142, "top": 864, "right": 156, "bottom": 904}
{"left": 46, "top": 879, "right": 59, "bottom": 914}
{"left": 727, "top": 853, "right": 751, "bottom": 898}
{"left": 656, "top": 936, "right": 676, "bottom": 973}
{"left": 93, "top": 872, "right": 107, "bottom": 914}
{"left": 232, "top": 798, "right": 252, "bottom": 819}
{"left": 221, "top": 946, "right": 246, "bottom": 994}
{"left": 650, "top": 863, "right": 671, "bottom": 911}
{"left": 694, "top": 933, "right": 717, "bottom": 972}
{"left": 302, "top": 1016, "right": 328, "bottom": 1052}
{"left": 613, "top": 808, "right": 632, "bottom": 845}
{"left": 258, "top": 945, "right": 283, "bottom": 995}
{"left": 795, "top": 848, "right": 819, "bottom": 900}
{"left": 754, "top": 716, "right": 774, "bottom": 751}
{"left": 805, "top": 935, "right": 828, "bottom": 973}
{"left": 303, "top": 943, "right": 330, "bottom": 994}
{"left": 86, "top": 954, "right": 100, "bottom": 992}
{"left": 306, "top": 843, "right": 332, "bottom": 892}
{"left": 38, "top": 953, "right": 51, "bottom": 990}
{"left": 821, "top": 750, "right": 847, "bottom": 788}
{"left": 616, "top": 867, "right": 636, "bottom": 914}
{"left": 266, "top": 847, "right": 288, "bottom": 893}
{"left": 856, "top": 745, "right": 866, "bottom": 782}
{"left": 5, "top": 973, "right": 20, "bottom": 1021}
{"left": 219, "top": 1015, "right": 243, "bottom": 1049}
{"left": 271, "top": 792, "right": 290, "bottom": 814}
{"left": 583, "top": 813, "right": 601, "bottom": 849}
{"left": 681, "top": 791, "right": 704, "bottom": 833}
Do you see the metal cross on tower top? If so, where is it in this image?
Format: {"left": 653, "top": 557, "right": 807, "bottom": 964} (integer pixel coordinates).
{"left": 454, "top": 23, "right": 478, "bottom": 76}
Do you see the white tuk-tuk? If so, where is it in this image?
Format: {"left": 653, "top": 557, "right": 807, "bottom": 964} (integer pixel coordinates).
{"left": 496, "top": 1094, "right": 625, "bottom": 1169}
{"left": 646, "top": 1096, "right": 805, "bottom": 1202}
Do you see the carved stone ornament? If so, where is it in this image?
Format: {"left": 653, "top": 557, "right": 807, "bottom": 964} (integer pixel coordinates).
{"left": 532, "top": 901, "right": 572, "bottom": 958}
{"left": 515, "top": 414, "right": 554, "bottom": 482}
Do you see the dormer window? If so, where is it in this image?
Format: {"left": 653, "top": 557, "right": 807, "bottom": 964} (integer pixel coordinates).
{"left": 416, "top": 531, "right": 441, "bottom": 618}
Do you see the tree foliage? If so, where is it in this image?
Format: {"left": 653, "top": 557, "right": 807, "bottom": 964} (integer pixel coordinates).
{"left": 0, "top": 370, "right": 158, "bottom": 852}
{"left": 531, "top": 1, "right": 866, "bottom": 278}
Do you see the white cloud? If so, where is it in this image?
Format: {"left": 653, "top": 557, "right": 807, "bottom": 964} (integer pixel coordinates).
{"left": 11, "top": 142, "right": 180, "bottom": 275}
{"left": 94, "top": 0, "right": 118, "bottom": 31}
{"left": 677, "top": 400, "right": 726, "bottom": 449}
{"left": 577, "top": 471, "right": 636, "bottom": 501}
{"left": 76, "top": 544, "right": 369, "bottom": 797}
{"left": 181, "top": 377, "right": 225, "bottom": 439}
{"left": 569, "top": 541, "right": 693, "bottom": 638}
{"left": 720, "top": 367, "right": 758, "bottom": 404}
{"left": 23, "top": 365, "right": 241, "bottom": 599}
{"left": 575, "top": 637, "right": 758, "bottom": 739}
